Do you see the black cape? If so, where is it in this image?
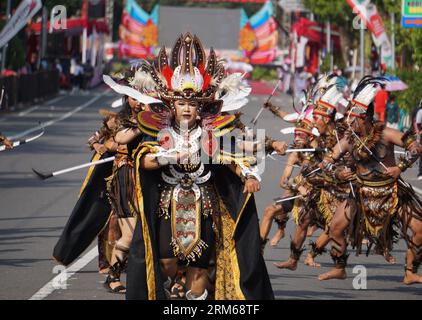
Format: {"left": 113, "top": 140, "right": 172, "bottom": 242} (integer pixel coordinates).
{"left": 53, "top": 152, "right": 114, "bottom": 266}
{"left": 126, "top": 160, "right": 274, "bottom": 300}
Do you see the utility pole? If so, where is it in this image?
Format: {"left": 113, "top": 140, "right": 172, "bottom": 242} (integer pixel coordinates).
{"left": 1, "top": 0, "right": 12, "bottom": 71}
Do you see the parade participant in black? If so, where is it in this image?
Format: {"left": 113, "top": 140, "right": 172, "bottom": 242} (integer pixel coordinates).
{"left": 125, "top": 33, "right": 274, "bottom": 300}
{"left": 53, "top": 111, "right": 119, "bottom": 266}
{"left": 319, "top": 76, "right": 422, "bottom": 283}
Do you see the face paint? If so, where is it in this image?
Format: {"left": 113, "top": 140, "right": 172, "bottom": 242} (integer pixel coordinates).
{"left": 294, "top": 131, "right": 309, "bottom": 147}
{"left": 174, "top": 99, "right": 199, "bottom": 129}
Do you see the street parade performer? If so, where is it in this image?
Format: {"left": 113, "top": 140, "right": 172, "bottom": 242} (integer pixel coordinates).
{"left": 318, "top": 76, "right": 422, "bottom": 284}
{"left": 124, "top": 33, "right": 274, "bottom": 300}
{"left": 53, "top": 110, "right": 119, "bottom": 266}
{"left": 273, "top": 80, "right": 356, "bottom": 270}
{"left": 259, "top": 74, "right": 341, "bottom": 252}
{"left": 0, "top": 130, "right": 13, "bottom": 150}
{"left": 103, "top": 84, "right": 151, "bottom": 294}
{"left": 259, "top": 111, "right": 319, "bottom": 255}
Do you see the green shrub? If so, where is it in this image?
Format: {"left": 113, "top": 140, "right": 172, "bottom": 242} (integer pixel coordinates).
{"left": 250, "top": 66, "right": 278, "bottom": 81}
{"left": 395, "top": 69, "right": 422, "bottom": 112}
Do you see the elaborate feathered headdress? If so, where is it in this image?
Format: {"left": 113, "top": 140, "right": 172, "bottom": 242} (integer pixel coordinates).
{"left": 314, "top": 84, "right": 343, "bottom": 118}
{"left": 134, "top": 33, "right": 250, "bottom": 113}
{"left": 348, "top": 75, "right": 384, "bottom": 119}
{"left": 283, "top": 73, "right": 339, "bottom": 123}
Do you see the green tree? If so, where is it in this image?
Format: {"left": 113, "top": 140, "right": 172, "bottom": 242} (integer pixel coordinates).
{"left": 373, "top": 0, "right": 422, "bottom": 68}
{"left": 303, "top": 0, "right": 354, "bottom": 25}
{"left": 0, "top": 16, "right": 25, "bottom": 71}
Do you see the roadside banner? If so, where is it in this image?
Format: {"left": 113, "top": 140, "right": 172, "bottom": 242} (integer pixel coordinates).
{"left": 0, "top": 0, "right": 42, "bottom": 49}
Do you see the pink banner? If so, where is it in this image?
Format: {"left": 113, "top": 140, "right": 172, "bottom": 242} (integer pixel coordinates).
{"left": 119, "top": 25, "right": 143, "bottom": 43}
{"left": 119, "top": 42, "right": 150, "bottom": 58}
{"left": 122, "top": 11, "right": 146, "bottom": 34}
{"left": 256, "top": 32, "right": 278, "bottom": 49}
{"left": 254, "top": 17, "right": 276, "bottom": 38}
{"left": 249, "top": 48, "right": 276, "bottom": 64}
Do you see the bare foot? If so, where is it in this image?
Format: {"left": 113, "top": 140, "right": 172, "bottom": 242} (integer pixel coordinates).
{"left": 318, "top": 268, "right": 347, "bottom": 280}
{"left": 304, "top": 253, "right": 321, "bottom": 268}
{"left": 109, "top": 281, "right": 126, "bottom": 293}
{"left": 307, "top": 225, "right": 318, "bottom": 237}
{"left": 99, "top": 267, "right": 110, "bottom": 274}
{"left": 274, "top": 258, "right": 298, "bottom": 270}
{"left": 384, "top": 253, "right": 396, "bottom": 264}
{"left": 403, "top": 271, "right": 422, "bottom": 285}
{"left": 104, "top": 278, "right": 126, "bottom": 294}
{"left": 270, "top": 229, "right": 285, "bottom": 247}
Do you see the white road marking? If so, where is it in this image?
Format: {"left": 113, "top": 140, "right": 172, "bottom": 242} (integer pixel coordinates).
{"left": 28, "top": 246, "right": 98, "bottom": 300}
{"left": 18, "top": 106, "right": 40, "bottom": 117}
{"left": 9, "top": 93, "right": 105, "bottom": 140}
{"left": 46, "top": 96, "right": 66, "bottom": 105}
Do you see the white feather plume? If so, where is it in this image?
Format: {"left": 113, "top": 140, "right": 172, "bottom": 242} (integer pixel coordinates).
{"left": 219, "top": 73, "right": 251, "bottom": 112}
{"left": 280, "top": 127, "right": 295, "bottom": 134}
{"left": 129, "top": 70, "right": 156, "bottom": 92}
{"left": 111, "top": 98, "right": 123, "bottom": 109}
{"left": 338, "top": 98, "right": 349, "bottom": 108}
{"left": 320, "top": 85, "right": 343, "bottom": 106}
{"left": 217, "top": 73, "right": 244, "bottom": 94}
{"left": 103, "top": 75, "right": 162, "bottom": 105}
{"left": 354, "top": 84, "right": 378, "bottom": 107}
{"left": 312, "top": 127, "right": 320, "bottom": 137}
{"left": 283, "top": 113, "right": 299, "bottom": 122}
{"left": 335, "top": 113, "right": 344, "bottom": 121}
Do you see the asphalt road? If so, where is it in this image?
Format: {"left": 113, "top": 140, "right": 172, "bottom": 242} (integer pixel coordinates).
{"left": 1, "top": 85, "right": 422, "bottom": 300}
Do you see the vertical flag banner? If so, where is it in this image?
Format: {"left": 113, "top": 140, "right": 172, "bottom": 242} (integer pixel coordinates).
{"left": 346, "top": 0, "right": 393, "bottom": 69}
{"left": 239, "top": 1, "right": 278, "bottom": 64}
{"left": 119, "top": 0, "right": 159, "bottom": 59}
{"left": 0, "top": 0, "right": 43, "bottom": 49}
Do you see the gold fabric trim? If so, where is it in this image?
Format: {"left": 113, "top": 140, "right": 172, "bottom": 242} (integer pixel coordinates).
{"left": 134, "top": 143, "right": 158, "bottom": 300}
{"left": 170, "top": 195, "right": 206, "bottom": 262}
{"left": 78, "top": 152, "right": 102, "bottom": 196}
{"left": 232, "top": 193, "right": 252, "bottom": 238}
{"left": 215, "top": 199, "right": 246, "bottom": 300}
{"left": 291, "top": 198, "right": 301, "bottom": 225}
{"left": 356, "top": 176, "right": 394, "bottom": 187}
{"left": 318, "top": 190, "right": 334, "bottom": 225}
{"left": 138, "top": 124, "right": 159, "bottom": 138}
